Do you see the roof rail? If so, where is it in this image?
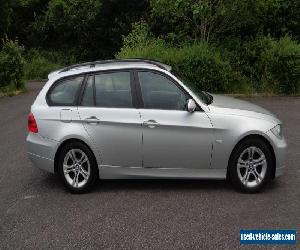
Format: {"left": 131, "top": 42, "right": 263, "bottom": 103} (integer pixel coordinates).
{"left": 59, "top": 58, "right": 172, "bottom": 73}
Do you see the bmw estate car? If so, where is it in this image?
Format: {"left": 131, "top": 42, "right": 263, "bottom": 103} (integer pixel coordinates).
{"left": 27, "top": 59, "right": 287, "bottom": 193}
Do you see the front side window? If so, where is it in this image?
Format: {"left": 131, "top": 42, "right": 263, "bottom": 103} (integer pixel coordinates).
{"left": 95, "top": 71, "right": 132, "bottom": 108}
{"left": 138, "top": 71, "right": 187, "bottom": 110}
{"left": 48, "top": 76, "right": 83, "bottom": 105}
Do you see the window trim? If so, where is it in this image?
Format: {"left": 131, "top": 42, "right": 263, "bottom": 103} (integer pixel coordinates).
{"left": 134, "top": 69, "right": 202, "bottom": 111}
{"left": 78, "top": 74, "right": 94, "bottom": 106}
{"left": 79, "top": 69, "right": 138, "bottom": 109}
{"left": 46, "top": 68, "right": 203, "bottom": 111}
{"left": 46, "top": 74, "right": 85, "bottom": 106}
{"left": 132, "top": 70, "right": 144, "bottom": 108}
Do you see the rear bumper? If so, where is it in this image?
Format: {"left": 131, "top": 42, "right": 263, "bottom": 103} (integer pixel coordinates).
{"left": 27, "top": 152, "right": 54, "bottom": 173}
{"left": 266, "top": 130, "right": 287, "bottom": 177}
{"left": 26, "top": 133, "right": 57, "bottom": 173}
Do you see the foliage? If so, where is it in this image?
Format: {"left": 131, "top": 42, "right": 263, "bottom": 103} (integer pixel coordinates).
{"left": 121, "top": 21, "right": 153, "bottom": 49}
{"left": 44, "top": 0, "right": 101, "bottom": 52}
{"left": 254, "top": 36, "right": 300, "bottom": 94}
{"left": 118, "top": 25, "right": 242, "bottom": 93}
{"left": 258, "top": 0, "right": 300, "bottom": 40}
{"left": 24, "top": 49, "right": 77, "bottom": 80}
{"left": 119, "top": 25, "right": 300, "bottom": 94}
{"left": 0, "top": 39, "right": 25, "bottom": 89}
{"left": 2, "top": 0, "right": 299, "bottom": 56}
{"left": 0, "top": 0, "right": 12, "bottom": 39}
{"left": 150, "top": 0, "right": 246, "bottom": 41}
{"left": 149, "top": 0, "right": 300, "bottom": 43}
{"left": 10, "top": 0, "right": 149, "bottom": 59}
{"left": 223, "top": 36, "right": 300, "bottom": 94}
{"left": 0, "top": 0, "right": 299, "bottom": 94}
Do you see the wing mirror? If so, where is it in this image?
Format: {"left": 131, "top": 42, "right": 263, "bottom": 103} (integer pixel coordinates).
{"left": 187, "top": 99, "right": 197, "bottom": 113}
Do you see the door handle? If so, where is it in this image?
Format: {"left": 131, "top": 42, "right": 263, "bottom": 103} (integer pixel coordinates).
{"left": 143, "top": 120, "right": 159, "bottom": 128}
{"left": 84, "top": 116, "right": 100, "bottom": 124}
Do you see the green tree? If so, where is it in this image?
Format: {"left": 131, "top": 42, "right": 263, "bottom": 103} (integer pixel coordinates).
{"left": 149, "top": 0, "right": 300, "bottom": 42}
{"left": 0, "top": 0, "right": 12, "bottom": 41}
{"left": 150, "top": 0, "right": 258, "bottom": 42}
{"left": 258, "top": 0, "right": 300, "bottom": 39}
{"left": 7, "top": 0, "right": 50, "bottom": 47}
{"left": 27, "top": 0, "right": 148, "bottom": 59}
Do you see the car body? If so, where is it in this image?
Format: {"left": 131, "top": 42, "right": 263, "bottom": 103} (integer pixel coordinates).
{"left": 26, "top": 59, "right": 287, "bottom": 193}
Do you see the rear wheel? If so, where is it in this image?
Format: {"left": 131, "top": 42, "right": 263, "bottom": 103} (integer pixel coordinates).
{"left": 228, "top": 138, "right": 274, "bottom": 193}
{"left": 58, "top": 141, "right": 98, "bottom": 193}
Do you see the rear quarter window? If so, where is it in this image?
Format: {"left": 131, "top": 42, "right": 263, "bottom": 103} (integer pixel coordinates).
{"left": 47, "top": 76, "right": 83, "bottom": 106}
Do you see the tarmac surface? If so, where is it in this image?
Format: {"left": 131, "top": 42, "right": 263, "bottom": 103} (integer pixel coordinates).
{"left": 0, "top": 82, "right": 299, "bottom": 249}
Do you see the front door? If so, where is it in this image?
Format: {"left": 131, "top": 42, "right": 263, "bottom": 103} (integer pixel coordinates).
{"left": 77, "top": 71, "right": 142, "bottom": 168}
{"left": 137, "top": 70, "right": 213, "bottom": 169}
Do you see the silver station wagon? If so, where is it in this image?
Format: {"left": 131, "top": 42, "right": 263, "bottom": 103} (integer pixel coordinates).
{"left": 27, "top": 59, "right": 287, "bottom": 193}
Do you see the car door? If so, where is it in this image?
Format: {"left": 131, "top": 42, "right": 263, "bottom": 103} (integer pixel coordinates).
{"left": 77, "top": 70, "right": 142, "bottom": 168}
{"left": 136, "top": 70, "right": 213, "bottom": 169}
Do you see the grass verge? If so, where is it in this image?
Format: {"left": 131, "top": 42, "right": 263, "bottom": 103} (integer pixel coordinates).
{"left": 0, "top": 84, "right": 27, "bottom": 97}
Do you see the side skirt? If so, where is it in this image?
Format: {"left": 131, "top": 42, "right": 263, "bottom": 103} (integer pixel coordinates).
{"left": 99, "top": 165, "right": 227, "bottom": 180}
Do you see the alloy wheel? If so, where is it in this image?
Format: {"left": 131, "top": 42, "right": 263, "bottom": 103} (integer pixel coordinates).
{"left": 63, "top": 149, "right": 91, "bottom": 188}
{"left": 237, "top": 146, "right": 267, "bottom": 188}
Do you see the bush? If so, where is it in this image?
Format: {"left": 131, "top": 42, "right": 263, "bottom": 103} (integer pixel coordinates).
{"left": 118, "top": 23, "right": 243, "bottom": 93}
{"left": 259, "top": 36, "right": 300, "bottom": 94}
{"left": 225, "top": 36, "right": 300, "bottom": 94}
{"left": 119, "top": 25, "right": 300, "bottom": 94}
{"left": 169, "top": 44, "right": 244, "bottom": 93}
{"left": 24, "top": 49, "right": 77, "bottom": 80}
{"left": 0, "top": 39, "right": 25, "bottom": 89}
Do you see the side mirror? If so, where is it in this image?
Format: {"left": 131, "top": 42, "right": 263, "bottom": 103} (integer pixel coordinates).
{"left": 187, "top": 99, "right": 196, "bottom": 113}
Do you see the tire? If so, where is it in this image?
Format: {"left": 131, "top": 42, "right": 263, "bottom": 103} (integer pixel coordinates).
{"left": 228, "top": 138, "right": 274, "bottom": 193}
{"left": 58, "top": 141, "right": 98, "bottom": 193}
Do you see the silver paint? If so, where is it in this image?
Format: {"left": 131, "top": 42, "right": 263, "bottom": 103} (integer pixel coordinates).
{"left": 26, "top": 61, "right": 287, "bottom": 180}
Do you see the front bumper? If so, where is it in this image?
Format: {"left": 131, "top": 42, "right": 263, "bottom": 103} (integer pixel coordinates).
{"left": 266, "top": 130, "right": 287, "bottom": 177}
{"left": 26, "top": 133, "right": 57, "bottom": 173}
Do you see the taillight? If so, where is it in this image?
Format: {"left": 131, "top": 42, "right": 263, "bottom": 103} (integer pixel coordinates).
{"left": 28, "top": 112, "right": 38, "bottom": 133}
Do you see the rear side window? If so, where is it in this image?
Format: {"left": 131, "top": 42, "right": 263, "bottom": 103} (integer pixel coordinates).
{"left": 81, "top": 71, "right": 133, "bottom": 108}
{"left": 48, "top": 76, "right": 83, "bottom": 106}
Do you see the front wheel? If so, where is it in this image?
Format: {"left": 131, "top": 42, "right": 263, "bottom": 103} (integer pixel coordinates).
{"left": 58, "top": 141, "right": 98, "bottom": 193}
{"left": 228, "top": 138, "right": 274, "bottom": 193}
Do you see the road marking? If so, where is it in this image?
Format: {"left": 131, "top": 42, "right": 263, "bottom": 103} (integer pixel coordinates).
{"left": 23, "top": 195, "right": 38, "bottom": 200}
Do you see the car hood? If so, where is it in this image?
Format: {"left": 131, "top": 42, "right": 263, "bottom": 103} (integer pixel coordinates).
{"left": 208, "top": 94, "right": 280, "bottom": 122}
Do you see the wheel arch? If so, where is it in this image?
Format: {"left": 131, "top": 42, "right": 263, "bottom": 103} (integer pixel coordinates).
{"left": 227, "top": 134, "right": 276, "bottom": 179}
{"left": 54, "top": 138, "right": 99, "bottom": 174}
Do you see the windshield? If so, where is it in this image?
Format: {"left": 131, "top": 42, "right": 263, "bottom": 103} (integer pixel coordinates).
{"left": 172, "top": 72, "right": 213, "bottom": 105}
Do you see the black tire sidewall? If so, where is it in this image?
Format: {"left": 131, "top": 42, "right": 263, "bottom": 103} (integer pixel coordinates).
{"left": 58, "top": 141, "right": 98, "bottom": 193}
{"left": 228, "top": 138, "right": 273, "bottom": 193}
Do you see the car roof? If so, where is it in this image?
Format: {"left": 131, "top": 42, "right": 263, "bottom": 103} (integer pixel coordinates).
{"left": 48, "top": 59, "right": 172, "bottom": 80}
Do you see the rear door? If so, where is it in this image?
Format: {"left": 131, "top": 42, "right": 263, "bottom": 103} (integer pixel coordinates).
{"left": 136, "top": 70, "right": 213, "bottom": 169}
{"left": 77, "top": 70, "right": 142, "bottom": 168}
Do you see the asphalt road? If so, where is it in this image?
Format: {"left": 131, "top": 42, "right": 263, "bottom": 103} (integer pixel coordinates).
{"left": 0, "top": 82, "right": 299, "bottom": 249}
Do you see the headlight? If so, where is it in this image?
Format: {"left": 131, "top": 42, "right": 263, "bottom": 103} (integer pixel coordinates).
{"left": 271, "top": 124, "right": 282, "bottom": 138}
